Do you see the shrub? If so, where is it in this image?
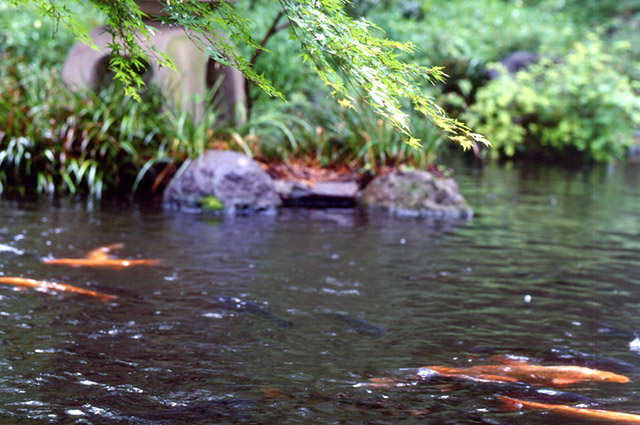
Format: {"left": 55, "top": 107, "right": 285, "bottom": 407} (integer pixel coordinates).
{"left": 362, "top": 0, "right": 586, "bottom": 105}
{"left": 463, "top": 33, "right": 640, "bottom": 161}
{"left": 0, "top": 2, "right": 96, "bottom": 69}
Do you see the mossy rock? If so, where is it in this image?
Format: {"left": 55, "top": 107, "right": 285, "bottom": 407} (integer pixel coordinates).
{"left": 163, "top": 150, "right": 281, "bottom": 214}
{"left": 360, "top": 170, "right": 472, "bottom": 219}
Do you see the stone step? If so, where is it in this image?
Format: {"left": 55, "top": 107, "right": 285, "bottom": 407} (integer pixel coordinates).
{"left": 274, "top": 180, "right": 360, "bottom": 208}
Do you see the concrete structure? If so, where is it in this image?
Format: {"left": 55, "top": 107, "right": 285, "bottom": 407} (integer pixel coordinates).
{"left": 61, "top": 3, "right": 245, "bottom": 124}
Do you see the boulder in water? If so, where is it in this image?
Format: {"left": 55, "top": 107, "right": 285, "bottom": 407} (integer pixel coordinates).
{"left": 163, "top": 150, "right": 281, "bottom": 214}
{"left": 360, "top": 170, "right": 472, "bottom": 219}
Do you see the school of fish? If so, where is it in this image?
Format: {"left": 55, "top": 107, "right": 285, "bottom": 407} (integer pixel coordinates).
{"left": 42, "top": 243, "right": 160, "bottom": 269}
{"left": 0, "top": 243, "right": 158, "bottom": 300}
{"left": 2, "top": 242, "right": 640, "bottom": 421}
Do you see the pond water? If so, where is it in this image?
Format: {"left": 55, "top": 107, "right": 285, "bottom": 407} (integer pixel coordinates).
{"left": 0, "top": 159, "right": 639, "bottom": 424}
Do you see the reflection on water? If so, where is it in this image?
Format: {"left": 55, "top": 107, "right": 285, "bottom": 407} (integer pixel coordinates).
{"left": 0, "top": 160, "right": 639, "bottom": 424}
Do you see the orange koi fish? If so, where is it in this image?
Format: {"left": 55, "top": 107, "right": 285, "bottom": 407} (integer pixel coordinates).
{"left": 0, "top": 277, "right": 117, "bottom": 300}
{"left": 422, "top": 362, "right": 629, "bottom": 387}
{"left": 43, "top": 243, "right": 160, "bottom": 270}
{"left": 86, "top": 243, "right": 124, "bottom": 260}
{"left": 500, "top": 395, "right": 640, "bottom": 423}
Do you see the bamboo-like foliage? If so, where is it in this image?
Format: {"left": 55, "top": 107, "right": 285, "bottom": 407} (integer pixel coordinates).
{"left": 0, "top": 63, "right": 225, "bottom": 197}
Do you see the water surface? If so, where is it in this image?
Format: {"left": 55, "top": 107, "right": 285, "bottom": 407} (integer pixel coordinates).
{"left": 0, "top": 160, "right": 639, "bottom": 424}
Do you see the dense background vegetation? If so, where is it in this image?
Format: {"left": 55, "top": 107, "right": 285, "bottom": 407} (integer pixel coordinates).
{"left": 1, "top": 0, "right": 639, "bottom": 197}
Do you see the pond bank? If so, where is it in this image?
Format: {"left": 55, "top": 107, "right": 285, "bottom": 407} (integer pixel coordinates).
{"left": 163, "top": 149, "right": 473, "bottom": 218}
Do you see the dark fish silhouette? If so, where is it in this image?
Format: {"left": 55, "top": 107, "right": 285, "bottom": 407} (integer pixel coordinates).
{"left": 322, "top": 309, "right": 387, "bottom": 336}
{"left": 213, "top": 295, "right": 294, "bottom": 328}
{"left": 596, "top": 322, "right": 639, "bottom": 340}
{"left": 544, "top": 348, "right": 638, "bottom": 374}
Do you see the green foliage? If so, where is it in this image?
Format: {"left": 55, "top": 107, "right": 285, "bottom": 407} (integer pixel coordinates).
{"left": 463, "top": 33, "right": 640, "bottom": 161}
{"left": 0, "top": 1, "right": 86, "bottom": 68}
{"left": 229, "top": 95, "right": 316, "bottom": 160}
{"left": 236, "top": 1, "right": 328, "bottom": 104}
{"left": 0, "top": 57, "right": 227, "bottom": 197}
{"left": 522, "top": 0, "right": 640, "bottom": 24}
{"left": 317, "top": 97, "right": 444, "bottom": 170}
{"left": 226, "top": 93, "right": 445, "bottom": 170}
{"left": 9, "top": 0, "right": 488, "bottom": 151}
{"left": 278, "top": 0, "right": 487, "bottom": 150}
{"left": 364, "top": 0, "right": 586, "bottom": 105}
{"left": 604, "top": 17, "right": 640, "bottom": 83}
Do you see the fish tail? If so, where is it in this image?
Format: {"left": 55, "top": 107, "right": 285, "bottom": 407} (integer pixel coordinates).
{"left": 103, "top": 243, "right": 124, "bottom": 251}
{"left": 423, "top": 366, "right": 458, "bottom": 376}
{"left": 499, "top": 396, "right": 547, "bottom": 411}
{"left": 498, "top": 395, "right": 527, "bottom": 411}
{"left": 276, "top": 318, "right": 295, "bottom": 328}
{"left": 90, "top": 292, "right": 118, "bottom": 301}
{"left": 261, "top": 387, "right": 283, "bottom": 399}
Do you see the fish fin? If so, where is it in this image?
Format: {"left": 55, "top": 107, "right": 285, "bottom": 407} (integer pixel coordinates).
{"left": 489, "top": 354, "right": 531, "bottom": 366}
{"left": 86, "top": 243, "right": 124, "bottom": 260}
{"left": 86, "top": 250, "right": 110, "bottom": 260}
{"left": 436, "top": 384, "right": 458, "bottom": 392}
{"left": 499, "top": 396, "right": 528, "bottom": 411}
{"left": 261, "top": 387, "right": 282, "bottom": 399}
{"left": 551, "top": 378, "right": 577, "bottom": 386}
{"left": 476, "top": 374, "right": 519, "bottom": 383}
{"left": 367, "top": 377, "right": 400, "bottom": 388}
{"left": 423, "top": 366, "right": 457, "bottom": 376}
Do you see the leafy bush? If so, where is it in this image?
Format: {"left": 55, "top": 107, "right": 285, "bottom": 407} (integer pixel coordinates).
{"left": 0, "top": 2, "right": 97, "bottom": 68}
{"left": 523, "top": 0, "right": 640, "bottom": 24}
{"left": 463, "top": 33, "right": 640, "bottom": 161}
{"left": 362, "top": 0, "right": 586, "bottom": 105}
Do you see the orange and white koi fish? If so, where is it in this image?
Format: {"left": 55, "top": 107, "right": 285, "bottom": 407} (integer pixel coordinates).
{"left": 86, "top": 243, "right": 124, "bottom": 260}
{"left": 421, "top": 362, "right": 629, "bottom": 387}
{"left": 0, "top": 277, "right": 117, "bottom": 300}
{"left": 500, "top": 395, "right": 640, "bottom": 423}
{"left": 43, "top": 243, "right": 160, "bottom": 270}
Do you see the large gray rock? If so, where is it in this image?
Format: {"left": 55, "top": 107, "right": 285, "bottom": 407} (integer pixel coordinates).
{"left": 163, "top": 150, "right": 281, "bottom": 214}
{"left": 360, "top": 170, "right": 472, "bottom": 219}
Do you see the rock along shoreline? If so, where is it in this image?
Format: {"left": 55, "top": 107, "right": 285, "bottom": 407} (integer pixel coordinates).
{"left": 163, "top": 150, "right": 472, "bottom": 220}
